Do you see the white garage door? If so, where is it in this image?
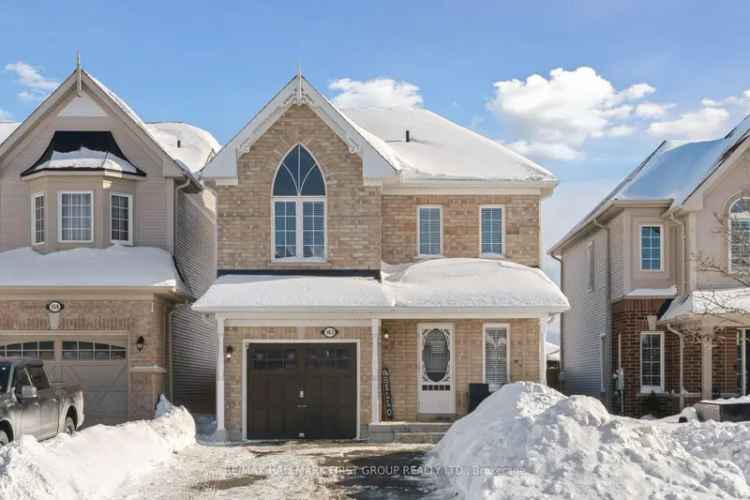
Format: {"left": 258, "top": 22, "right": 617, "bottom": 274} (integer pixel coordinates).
{"left": 0, "top": 337, "right": 129, "bottom": 427}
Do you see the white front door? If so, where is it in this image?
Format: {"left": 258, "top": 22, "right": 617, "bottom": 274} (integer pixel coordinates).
{"left": 418, "top": 324, "right": 455, "bottom": 414}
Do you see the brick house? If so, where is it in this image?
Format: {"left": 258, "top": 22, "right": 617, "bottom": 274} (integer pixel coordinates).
{"left": 550, "top": 116, "right": 750, "bottom": 417}
{"left": 0, "top": 65, "right": 218, "bottom": 426}
{"left": 194, "top": 73, "right": 568, "bottom": 441}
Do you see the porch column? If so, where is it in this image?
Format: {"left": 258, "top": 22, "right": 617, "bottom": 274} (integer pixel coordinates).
{"left": 371, "top": 318, "right": 381, "bottom": 424}
{"left": 216, "top": 316, "right": 226, "bottom": 439}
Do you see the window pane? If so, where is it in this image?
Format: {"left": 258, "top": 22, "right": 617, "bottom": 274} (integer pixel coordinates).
{"left": 640, "top": 226, "right": 661, "bottom": 270}
{"left": 485, "top": 328, "right": 508, "bottom": 391}
{"left": 481, "top": 207, "right": 503, "bottom": 255}
{"left": 303, "top": 201, "right": 325, "bottom": 258}
{"left": 419, "top": 207, "right": 442, "bottom": 255}
{"left": 641, "top": 334, "right": 662, "bottom": 389}
{"left": 273, "top": 145, "right": 325, "bottom": 196}
{"left": 111, "top": 195, "right": 130, "bottom": 242}
{"left": 61, "top": 193, "right": 92, "bottom": 242}
{"left": 274, "top": 201, "right": 297, "bottom": 258}
{"left": 33, "top": 195, "right": 45, "bottom": 244}
{"left": 732, "top": 219, "right": 750, "bottom": 270}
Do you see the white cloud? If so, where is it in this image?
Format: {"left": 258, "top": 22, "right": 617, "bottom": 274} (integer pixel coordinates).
{"left": 606, "top": 124, "right": 636, "bottom": 137}
{"left": 635, "top": 102, "right": 672, "bottom": 118}
{"left": 488, "top": 67, "right": 654, "bottom": 161}
{"left": 329, "top": 78, "right": 423, "bottom": 109}
{"left": 648, "top": 106, "right": 731, "bottom": 141}
{"left": 5, "top": 61, "right": 59, "bottom": 102}
{"left": 0, "top": 109, "right": 11, "bottom": 121}
{"left": 701, "top": 89, "right": 750, "bottom": 113}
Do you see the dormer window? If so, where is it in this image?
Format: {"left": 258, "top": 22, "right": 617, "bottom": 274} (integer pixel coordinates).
{"left": 272, "top": 145, "right": 326, "bottom": 260}
{"left": 730, "top": 197, "right": 750, "bottom": 272}
{"left": 59, "top": 191, "right": 93, "bottom": 243}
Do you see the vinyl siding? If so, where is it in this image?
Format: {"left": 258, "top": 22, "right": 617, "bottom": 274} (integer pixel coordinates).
{"left": 175, "top": 189, "right": 216, "bottom": 298}
{"left": 171, "top": 304, "right": 216, "bottom": 415}
{"left": 560, "top": 228, "right": 608, "bottom": 399}
{"left": 609, "top": 212, "right": 626, "bottom": 300}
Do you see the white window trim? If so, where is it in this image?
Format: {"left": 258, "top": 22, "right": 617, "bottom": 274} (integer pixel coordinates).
{"left": 30, "top": 192, "right": 45, "bottom": 246}
{"left": 586, "top": 241, "right": 595, "bottom": 293}
{"left": 639, "top": 223, "right": 664, "bottom": 272}
{"left": 416, "top": 205, "right": 444, "bottom": 258}
{"left": 110, "top": 192, "right": 134, "bottom": 245}
{"left": 482, "top": 323, "right": 511, "bottom": 392}
{"left": 57, "top": 191, "right": 94, "bottom": 243}
{"left": 479, "top": 204, "right": 505, "bottom": 258}
{"left": 271, "top": 196, "right": 327, "bottom": 262}
{"left": 639, "top": 331, "right": 665, "bottom": 394}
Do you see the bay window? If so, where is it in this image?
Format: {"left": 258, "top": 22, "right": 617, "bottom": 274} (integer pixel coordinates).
{"left": 31, "top": 193, "right": 45, "bottom": 245}
{"left": 110, "top": 193, "right": 133, "bottom": 244}
{"left": 59, "top": 191, "right": 93, "bottom": 243}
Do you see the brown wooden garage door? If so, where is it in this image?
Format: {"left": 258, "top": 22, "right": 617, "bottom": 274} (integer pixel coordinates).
{"left": 246, "top": 343, "right": 357, "bottom": 439}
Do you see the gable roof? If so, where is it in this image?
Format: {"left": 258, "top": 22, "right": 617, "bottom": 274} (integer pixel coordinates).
{"left": 0, "top": 69, "right": 219, "bottom": 181}
{"left": 200, "top": 74, "right": 557, "bottom": 190}
{"left": 549, "top": 115, "right": 750, "bottom": 255}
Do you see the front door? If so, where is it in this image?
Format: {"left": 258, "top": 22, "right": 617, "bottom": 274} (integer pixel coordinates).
{"left": 418, "top": 324, "right": 455, "bottom": 415}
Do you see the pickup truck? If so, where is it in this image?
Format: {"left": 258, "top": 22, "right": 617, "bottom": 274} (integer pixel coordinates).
{"left": 0, "top": 358, "right": 84, "bottom": 444}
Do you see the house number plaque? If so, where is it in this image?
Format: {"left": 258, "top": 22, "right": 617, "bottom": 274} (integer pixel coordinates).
{"left": 321, "top": 327, "right": 338, "bottom": 338}
{"left": 382, "top": 367, "right": 394, "bottom": 420}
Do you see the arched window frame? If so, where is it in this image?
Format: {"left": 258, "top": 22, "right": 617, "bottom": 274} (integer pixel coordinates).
{"left": 729, "top": 197, "right": 750, "bottom": 273}
{"left": 271, "top": 144, "right": 327, "bottom": 261}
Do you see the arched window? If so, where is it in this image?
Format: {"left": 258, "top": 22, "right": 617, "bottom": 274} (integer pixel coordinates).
{"left": 730, "top": 197, "right": 750, "bottom": 271}
{"left": 272, "top": 145, "right": 326, "bottom": 260}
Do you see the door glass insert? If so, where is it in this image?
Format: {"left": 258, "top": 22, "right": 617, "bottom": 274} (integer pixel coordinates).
{"left": 62, "top": 341, "right": 126, "bottom": 361}
{"left": 306, "top": 347, "right": 351, "bottom": 369}
{"left": 422, "top": 329, "right": 450, "bottom": 384}
{"left": 252, "top": 349, "right": 296, "bottom": 370}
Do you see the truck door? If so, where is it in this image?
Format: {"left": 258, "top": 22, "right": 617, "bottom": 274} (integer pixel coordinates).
{"left": 13, "top": 367, "right": 41, "bottom": 438}
{"left": 28, "top": 365, "right": 58, "bottom": 438}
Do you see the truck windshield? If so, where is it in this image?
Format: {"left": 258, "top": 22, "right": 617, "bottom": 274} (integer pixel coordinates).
{"left": 0, "top": 363, "right": 9, "bottom": 393}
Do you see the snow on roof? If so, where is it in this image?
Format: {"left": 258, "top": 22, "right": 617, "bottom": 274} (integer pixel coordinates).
{"left": 383, "top": 258, "right": 569, "bottom": 311}
{"left": 25, "top": 146, "right": 140, "bottom": 175}
{"left": 551, "top": 116, "right": 750, "bottom": 254}
{"left": 0, "top": 122, "right": 20, "bottom": 146}
{"left": 660, "top": 287, "right": 750, "bottom": 322}
{"left": 545, "top": 342, "right": 560, "bottom": 361}
{"left": 194, "top": 258, "right": 569, "bottom": 314}
{"left": 145, "top": 122, "right": 220, "bottom": 173}
{"left": 341, "top": 107, "right": 556, "bottom": 182}
{"left": 0, "top": 246, "right": 185, "bottom": 291}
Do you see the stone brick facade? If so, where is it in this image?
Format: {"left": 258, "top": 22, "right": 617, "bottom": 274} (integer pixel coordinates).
{"left": 612, "top": 298, "right": 738, "bottom": 417}
{"left": 381, "top": 319, "right": 540, "bottom": 421}
{"left": 382, "top": 194, "right": 540, "bottom": 266}
{"left": 0, "top": 294, "right": 172, "bottom": 421}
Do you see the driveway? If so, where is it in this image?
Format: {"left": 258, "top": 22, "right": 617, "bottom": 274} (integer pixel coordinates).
{"left": 112, "top": 440, "right": 456, "bottom": 499}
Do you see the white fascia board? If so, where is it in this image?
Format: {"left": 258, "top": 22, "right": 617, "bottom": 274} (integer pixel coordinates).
{"left": 192, "top": 305, "right": 569, "bottom": 318}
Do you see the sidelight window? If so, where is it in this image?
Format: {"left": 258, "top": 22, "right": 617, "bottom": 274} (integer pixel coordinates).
{"left": 484, "top": 325, "right": 509, "bottom": 391}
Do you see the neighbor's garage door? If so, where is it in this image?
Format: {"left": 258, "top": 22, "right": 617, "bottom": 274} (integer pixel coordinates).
{"left": 247, "top": 343, "right": 357, "bottom": 439}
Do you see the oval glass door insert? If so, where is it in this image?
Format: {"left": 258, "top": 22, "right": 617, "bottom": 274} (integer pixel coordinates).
{"left": 422, "top": 328, "right": 450, "bottom": 383}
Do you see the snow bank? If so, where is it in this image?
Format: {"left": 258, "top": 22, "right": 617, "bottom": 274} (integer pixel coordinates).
{"left": 430, "top": 382, "right": 750, "bottom": 499}
{"left": 0, "top": 397, "right": 195, "bottom": 500}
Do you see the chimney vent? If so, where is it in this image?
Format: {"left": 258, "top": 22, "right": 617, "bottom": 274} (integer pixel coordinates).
{"left": 177, "top": 139, "right": 182, "bottom": 148}
{"left": 405, "top": 130, "right": 410, "bottom": 143}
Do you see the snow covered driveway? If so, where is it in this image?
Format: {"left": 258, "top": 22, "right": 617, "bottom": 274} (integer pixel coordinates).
{"left": 112, "top": 441, "right": 445, "bottom": 500}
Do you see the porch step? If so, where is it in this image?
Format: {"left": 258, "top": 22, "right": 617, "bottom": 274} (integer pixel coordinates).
{"left": 394, "top": 431, "right": 445, "bottom": 444}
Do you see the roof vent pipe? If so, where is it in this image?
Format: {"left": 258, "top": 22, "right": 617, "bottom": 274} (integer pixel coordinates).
{"left": 405, "top": 130, "right": 410, "bottom": 143}
{"left": 177, "top": 139, "right": 182, "bottom": 148}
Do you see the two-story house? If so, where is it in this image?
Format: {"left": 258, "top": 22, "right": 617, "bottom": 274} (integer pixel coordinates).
{"left": 0, "top": 65, "right": 219, "bottom": 426}
{"left": 194, "top": 73, "right": 569, "bottom": 441}
{"left": 550, "top": 116, "right": 750, "bottom": 417}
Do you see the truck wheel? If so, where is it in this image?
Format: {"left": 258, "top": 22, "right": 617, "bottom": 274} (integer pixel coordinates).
{"left": 64, "top": 416, "right": 76, "bottom": 435}
{"left": 0, "top": 430, "right": 9, "bottom": 446}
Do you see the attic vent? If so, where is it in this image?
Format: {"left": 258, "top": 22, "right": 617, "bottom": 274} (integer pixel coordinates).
{"left": 177, "top": 139, "right": 182, "bottom": 148}
{"left": 405, "top": 130, "right": 410, "bottom": 143}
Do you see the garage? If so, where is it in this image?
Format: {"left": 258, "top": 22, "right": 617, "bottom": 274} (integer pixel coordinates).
{"left": 246, "top": 343, "right": 357, "bottom": 440}
{"left": 0, "top": 337, "right": 128, "bottom": 427}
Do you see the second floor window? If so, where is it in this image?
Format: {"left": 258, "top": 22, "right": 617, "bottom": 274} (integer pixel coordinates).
{"left": 730, "top": 198, "right": 750, "bottom": 272}
{"left": 111, "top": 193, "right": 133, "bottom": 244}
{"left": 480, "top": 206, "right": 504, "bottom": 257}
{"left": 31, "top": 193, "right": 45, "bottom": 245}
{"left": 59, "top": 191, "right": 93, "bottom": 243}
{"left": 418, "top": 206, "right": 443, "bottom": 257}
{"left": 272, "top": 145, "right": 326, "bottom": 260}
{"left": 640, "top": 225, "right": 662, "bottom": 271}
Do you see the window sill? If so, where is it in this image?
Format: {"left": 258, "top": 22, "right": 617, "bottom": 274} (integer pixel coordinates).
{"left": 271, "top": 258, "right": 328, "bottom": 264}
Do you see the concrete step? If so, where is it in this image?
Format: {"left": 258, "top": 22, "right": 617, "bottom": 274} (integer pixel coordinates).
{"left": 394, "top": 431, "right": 445, "bottom": 444}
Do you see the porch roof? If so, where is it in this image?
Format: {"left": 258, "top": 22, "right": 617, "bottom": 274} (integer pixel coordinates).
{"left": 660, "top": 287, "right": 750, "bottom": 323}
{"left": 193, "top": 258, "right": 570, "bottom": 317}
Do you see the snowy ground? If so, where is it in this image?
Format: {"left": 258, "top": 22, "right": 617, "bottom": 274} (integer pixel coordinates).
{"left": 112, "top": 441, "right": 442, "bottom": 500}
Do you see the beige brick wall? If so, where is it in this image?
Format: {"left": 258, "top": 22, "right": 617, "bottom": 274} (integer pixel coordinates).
{"left": 223, "top": 326, "right": 372, "bottom": 440}
{"left": 381, "top": 318, "right": 540, "bottom": 420}
{"left": 216, "top": 104, "right": 382, "bottom": 270}
{"left": 0, "top": 295, "right": 171, "bottom": 420}
{"left": 382, "top": 195, "right": 541, "bottom": 266}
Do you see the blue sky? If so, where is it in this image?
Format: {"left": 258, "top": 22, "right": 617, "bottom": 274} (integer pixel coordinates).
{"left": 2, "top": 0, "right": 750, "bottom": 290}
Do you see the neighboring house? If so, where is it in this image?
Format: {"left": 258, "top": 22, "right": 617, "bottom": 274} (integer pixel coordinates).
{"left": 550, "top": 116, "right": 750, "bottom": 417}
{"left": 0, "top": 65, "right": 219, "bottom": 424}
{"left": 194, "top": 73, "right": 569, "bottom": 441}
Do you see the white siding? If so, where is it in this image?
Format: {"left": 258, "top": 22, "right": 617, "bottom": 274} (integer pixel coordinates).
{"left": 561, "top": 228, "right": 609, "bottom": 398}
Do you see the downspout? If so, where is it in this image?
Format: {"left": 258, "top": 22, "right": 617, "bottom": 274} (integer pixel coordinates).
{"left": 666, "top": 323, "right": 685, "bottom": 410}
{"left": 593, "top": 218, "right": 612, "bottom": 405}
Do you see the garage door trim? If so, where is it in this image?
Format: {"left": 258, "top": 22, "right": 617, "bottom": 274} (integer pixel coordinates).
{"left": 242, "top": 338, "right": 360, "bottom": 441}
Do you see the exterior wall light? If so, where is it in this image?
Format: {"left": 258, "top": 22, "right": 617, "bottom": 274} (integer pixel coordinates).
{"left": 225, "top": 345, "right": 234, "bottom": 361}
{"left": 136, "top": 336, "right": 145, "bottom": 352}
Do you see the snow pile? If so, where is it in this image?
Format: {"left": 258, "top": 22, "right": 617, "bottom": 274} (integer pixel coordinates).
{"left": 0, "top": 397, "right": 195, "bottom": 500}
{"left": 430, "top": 382, "right": 750, "bottom": 499}
{"left": 0, "top": 246, "right": 185, "bottom": 290}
